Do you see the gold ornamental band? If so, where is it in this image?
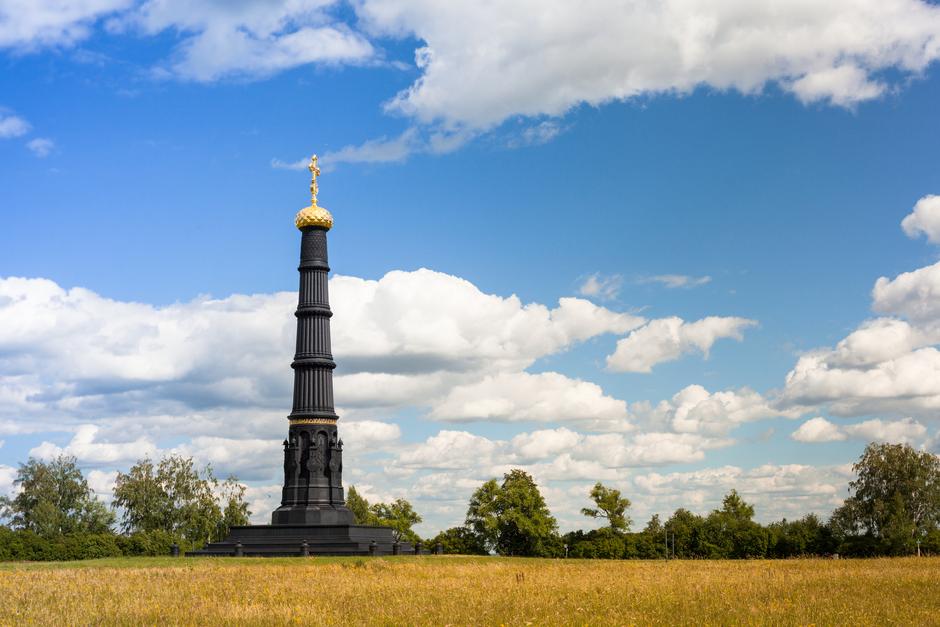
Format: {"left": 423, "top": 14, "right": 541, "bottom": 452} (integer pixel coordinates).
{"left": 289, "top": 418, "right": 338, "bottom": 425}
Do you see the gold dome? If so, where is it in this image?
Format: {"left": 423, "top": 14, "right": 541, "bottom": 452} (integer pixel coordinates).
{"left": 295, "top": 204, "right": 333, "bottom": 230}
{"left": 294, "top": 155, "right": 333, "bottom": 231}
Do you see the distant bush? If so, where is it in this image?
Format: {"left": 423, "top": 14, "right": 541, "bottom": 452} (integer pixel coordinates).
{"left": 58, "top": 534, "right": 123, "bottom": 560}
{"left": 565, "top": 528, "right": 629, "bottom": 559}
{"left": 0, "top": 528, "right": 43, "bottom": 561}
{"left": 429, "top": 526, "right": 488, "bottom": 555}
{"left": 0, "top": 528, "right": 181, "bottom": 562}
{"left": 0, "top": 529, "right": 118, "bottom": 561}
{"left": 115, "top": 530, "right": 181, "bottom": 557}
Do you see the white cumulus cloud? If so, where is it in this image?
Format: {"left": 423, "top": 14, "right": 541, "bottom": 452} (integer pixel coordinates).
{"left": 784, "top": 345, "right": 940, "bottom": 416}
{"left": 396, "top": 430, "right": 504, "bottom": 471}
{"left": 338, "top": 420, "right": 402, "bottom": 449}
{"left": 844, "top": 417, "right": 927, "bottom": 444}
{"left": 788, "top": 63, "right": 884, "bottom": 107}
{"left": 359, "top": 0, "right": 940, "bottom": 129}
{"left": 0, "top": 464, "right": 16, "bottom": 498}
{"left": 428, "top": 372, "right": 629, "bottom": 424}
{"left": 116, "top": 1, "right": 374, "bottom": 81}
{"left": 901, "top": 195, "right": 940, "bottom": 244}
{"left": 29, "top": 424, "right": 159, "bottom": 465}
{"left": 791, "top": 417, "right": 847, "bottom": 443}
{"left": 511, "top": 428, "right": 582, "bottom": 462}
{"left": 392, "top": 426, "right": 731, "bottom": 476}
{"left": 85, "top": 469, "right": 117, "bottom": 500}
{"left": 792, "top": 416, "right": 928, "bottom": 445}
{"left": 872, "top": 260, "right": 940, "bottom": 322}
{"left": 0, "top": 0, "right": 130, "bottom": 49}
{"left": 332, "top": 269, "right": 644, "bottom": 375}
{"left": 784, "top": 254, "right": 940, "bottom": 417}
{"left": 658, "top": 384, "right": 799, "bottom": 436}
{"left": 0, "top": 270, "right": 674, "bottom": 436}
{"left": 7, "top": 1, "right": 940, "bottom": 151}
{"left": 606, "top": 316, "right": 756, "bottom": 373}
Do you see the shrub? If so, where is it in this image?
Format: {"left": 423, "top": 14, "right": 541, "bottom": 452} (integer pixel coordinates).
{"left": 0, "top": 529, "right": 179, "bottom": 561}
{"left": 117, "top": 530, "right": 180, "bottom": 557}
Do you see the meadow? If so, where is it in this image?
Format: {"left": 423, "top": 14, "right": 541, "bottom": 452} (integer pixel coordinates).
{"left": 1, "top": 556, "right": 938, "bottom": 625}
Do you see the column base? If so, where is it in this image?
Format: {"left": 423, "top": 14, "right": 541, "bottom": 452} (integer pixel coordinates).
{"left": 270, "top": 504, "right": 355, "bottom": 525}
{"left": 186, "top": 523, "right": 426, "bottom": 557}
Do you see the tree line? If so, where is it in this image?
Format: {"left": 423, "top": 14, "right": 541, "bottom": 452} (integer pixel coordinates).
{"left": 328, "top": 442, "right": 940, "bottom": 559}
{"left": 1, "top": 441, "right": 938, "bottom": 561}
{"left": 0, "top": 453, "right": 437, "bottom": 561}
{"left": 0, "top": 455, "right": 252, "bottom": 561}
{"left": 423, "top": 442, "right": 940, "bottom": 558}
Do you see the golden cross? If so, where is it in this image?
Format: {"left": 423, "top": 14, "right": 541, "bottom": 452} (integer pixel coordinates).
{"left": 308, "top": 154, "right": 320, "bottom": 205}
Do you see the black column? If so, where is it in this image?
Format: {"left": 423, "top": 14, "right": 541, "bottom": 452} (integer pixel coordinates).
{"left": 271, "top": 226, "right": 352, "bottom": 525}
{"left": 290, "top": 227, "right": 337, "bottom": 421}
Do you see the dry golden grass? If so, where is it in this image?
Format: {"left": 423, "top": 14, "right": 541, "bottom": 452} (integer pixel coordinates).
{"left": 1, "top": 556, "right": 938, "bottom": 625}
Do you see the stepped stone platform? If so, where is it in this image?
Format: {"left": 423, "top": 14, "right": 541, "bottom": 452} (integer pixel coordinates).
{"left": 187, "top": 524, "right": 428, "bottom": 557}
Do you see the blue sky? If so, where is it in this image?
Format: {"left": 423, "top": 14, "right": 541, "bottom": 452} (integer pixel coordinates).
{"left": 2, "top": 1, "right": 940, "bottom": 535}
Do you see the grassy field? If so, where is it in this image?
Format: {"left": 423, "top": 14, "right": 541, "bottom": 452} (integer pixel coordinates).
{"left": 1, "top": 556, "right": 938, "bottom": 625}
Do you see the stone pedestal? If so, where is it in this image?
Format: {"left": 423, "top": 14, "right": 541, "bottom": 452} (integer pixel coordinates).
{"left": 187, "top": 524, "right": 413, "bottom": 557}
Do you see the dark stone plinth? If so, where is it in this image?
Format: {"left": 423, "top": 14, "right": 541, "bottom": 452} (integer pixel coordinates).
{"left": 271, "top": 503, "right": 355, "bottom": 525}
{"left": 187, "top": 524, "right": 414, "bottom": 557}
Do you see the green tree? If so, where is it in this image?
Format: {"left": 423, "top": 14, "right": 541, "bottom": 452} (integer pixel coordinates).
{"left": 565, "top": 527, "right": 627, "bottom": 559}
{"left": 466, "top": 469, "right": 560, "bottom": 557}
{"left": 346, "top": 485, "right": 376, "bottom": 525}
{"left": 581, "top": 482, "right": 632, "bottom": 532}
{"left": 428, "top": 526, "right": 488, "bottom": 555}
{"left": 161, "top": 456, "right": 220, "bottom": 544}
{"left": 702, "top": 490, "right": 767, "bottom": 558}
{"left": 218, "top": 476, "right": 251, "bottom": 539}
{"left": 113, "top": 455, "right": 249, "bottom": 548}
{"left": 110, "top": 458, "right": 168, "bottom": 534}
{"left": 370, "top": 498, "right": 422, "bottom": 543}
{"left": 767, "top": 514, "right": 834, "bottom": 558}
{"left": 465, "top": 478, "right": 501, "bottom": 551}
{"left": 720, "top": 489, "right": 755, "bottom": 519}
{"left": 0, "top": 456, "right": 113, "bottom": 537}
{"left": 829, "top": 497, "right": 880, "bottom": 556}
{"left": 665, "top": 508, "right": 706, "bottom": 558}
{"left": 635, "top": 514, "right": 668, "bottom": 558}
{"left": 831, "top": 442, "right": 940, "bottom": 555}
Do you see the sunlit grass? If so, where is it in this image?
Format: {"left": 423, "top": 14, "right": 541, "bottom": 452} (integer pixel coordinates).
{"left": 1, "top": 556, "right": 938, "bottom": 624}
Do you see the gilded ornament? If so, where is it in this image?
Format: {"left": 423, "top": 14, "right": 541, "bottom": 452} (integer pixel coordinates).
{"left": 289, "top": 417, "right": 338, "bottom": 425}
{"left": 295, "top": 154, "right": 334, "bottom": 230}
